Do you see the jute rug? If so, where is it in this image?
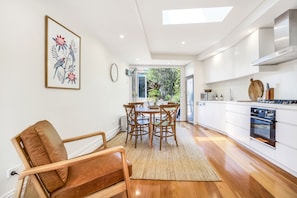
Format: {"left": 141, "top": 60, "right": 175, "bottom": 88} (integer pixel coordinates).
{"left": 107, "top": 127, "right": 221, "bottom": 181}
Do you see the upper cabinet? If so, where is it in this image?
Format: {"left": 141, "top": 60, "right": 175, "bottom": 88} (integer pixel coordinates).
{"left": 234, "top": 28, "right": 274, "bottom": 77}
{"left": 204, "top": 47, "right": 234, "bottom": 83}
{"left": 203, "top": 28, "right": 276, "bottom": 84}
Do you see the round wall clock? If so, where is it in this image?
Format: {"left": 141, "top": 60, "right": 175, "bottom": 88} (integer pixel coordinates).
{"left": 110, "top": 63, "right": 118, "bottom": 82}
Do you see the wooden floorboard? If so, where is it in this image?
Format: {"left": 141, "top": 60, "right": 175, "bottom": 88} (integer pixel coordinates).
{"left": 115, "top": 122, "right": 297, "bottom": 198}
{"left": 23, "top": 121, "right": 297, "bottom": 198}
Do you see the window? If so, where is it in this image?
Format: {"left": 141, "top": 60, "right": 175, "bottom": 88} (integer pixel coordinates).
{"left": 134, "top": 68, "right": 180, "bottom": 103}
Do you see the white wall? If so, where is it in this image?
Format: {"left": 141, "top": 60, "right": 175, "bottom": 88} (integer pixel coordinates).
{"left": 0, "top": 0, "right": 129, "bottom": 196}
{"left": 207, "top": 60, "right": 297, "bottom": 101}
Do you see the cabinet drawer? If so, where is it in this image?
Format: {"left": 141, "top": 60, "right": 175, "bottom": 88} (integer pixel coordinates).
{"left": 277, "top": 109, "right": 297, "bottom": 125}
{"left": 226, "top": 123, "right": 250, "bottom": 145}
{"left": 226, "top": 111, "right": 250, "bottom": 130}
{"left": 226, "top": 104, "right": 250, "bottom": 115}
{"left": 250, "top": 138, "right": 275, "bottom": 159}
{"left": 276, "top": 122, "right": 297, "bottom": 149}
{"left": 275, "top": 143, "right": 297, "bottom": 173}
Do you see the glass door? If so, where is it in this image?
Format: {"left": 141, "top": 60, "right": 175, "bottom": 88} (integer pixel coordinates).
{"left": 186, "top": 75, "right": 194, "bottom": 123}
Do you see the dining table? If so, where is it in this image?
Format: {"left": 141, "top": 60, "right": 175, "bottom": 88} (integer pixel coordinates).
{"left": 135, "top": 106, "right": 160, "bottom": 147}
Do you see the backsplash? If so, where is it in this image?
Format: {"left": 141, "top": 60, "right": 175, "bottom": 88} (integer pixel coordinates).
{"left": 207, "top": 59, "right": 297, "bottom": 101}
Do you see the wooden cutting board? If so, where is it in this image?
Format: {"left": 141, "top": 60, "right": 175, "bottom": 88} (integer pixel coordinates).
{"left": 248, "top": 78, "right": 264, "bottom": 101}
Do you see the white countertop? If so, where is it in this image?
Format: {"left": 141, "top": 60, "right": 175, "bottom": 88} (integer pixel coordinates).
{"left": 198, "top": 100, "right": 297, "bottom": 111}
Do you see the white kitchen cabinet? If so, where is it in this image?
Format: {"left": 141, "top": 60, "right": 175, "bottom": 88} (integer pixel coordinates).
{"left": 276, "top": 122, "right": 297, "bottom": 150}
{"left": 203, "top": 48, "right": 234, "bottom": 83}
{"left": 276, "top": 108, "right": 297, "bottom": 150}
{"left": 275, "top": 109, "right": 297, "bottom": 173}
{"left": 277, "top": 109, "right": 297, "bottom": 128}
{"left": 225, "top": 103, "right": 250, "bottom": 146}
{"left": 234, "top": 28, "right": 274, "bottom": 77}
{"left": 197, "top": 101, "right": 297, "bottom": 176}
{"left": 197, "top": 101, "right": 226, "bottom": 133}
{"left": 226, "top": 103, "right": 277, "bottom": 165}
{"left": 197, "top": 101, "right": 207, "bottom": 125}
{"left": 203, "top": 29, "right": 275, "bottom": 84}
{"left": 250, "top": 138, "right": 276, "bottom": 159}
{"left": 275, "top": 143, "right": 297, "bottom": 173}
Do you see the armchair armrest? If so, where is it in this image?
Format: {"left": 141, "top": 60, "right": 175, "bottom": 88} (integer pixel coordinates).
{"left": 62, "top": 131, "right": 107, "bottom": 149}
{"left": 17, "top": 146, "right": 129, "bottom": 180}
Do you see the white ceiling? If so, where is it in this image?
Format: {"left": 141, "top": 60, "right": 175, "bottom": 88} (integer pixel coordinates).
{"left": 59, "top": 0, "right": 297, "bottom": 66}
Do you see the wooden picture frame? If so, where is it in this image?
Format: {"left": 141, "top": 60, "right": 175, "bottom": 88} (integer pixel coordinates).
{"left": 45, "top": 16, "right": 81, "bottom": 89}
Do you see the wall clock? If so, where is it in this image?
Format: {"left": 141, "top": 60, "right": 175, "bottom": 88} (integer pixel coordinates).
{"left": 110, "top": 63, "right": 118, "bottom": 82}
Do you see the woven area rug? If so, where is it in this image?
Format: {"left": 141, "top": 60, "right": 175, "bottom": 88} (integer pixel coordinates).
{"left": 107, "top": 127, "right": 221, "bottom": 181}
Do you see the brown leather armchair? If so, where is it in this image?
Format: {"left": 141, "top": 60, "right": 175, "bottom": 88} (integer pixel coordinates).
{"left": 11, "top": 120, "right": 132, "bottom": 198}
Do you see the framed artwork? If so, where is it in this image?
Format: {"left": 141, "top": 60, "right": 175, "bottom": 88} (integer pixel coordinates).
{"left": 45, "top": 16, "right": 81, "bottom": 89}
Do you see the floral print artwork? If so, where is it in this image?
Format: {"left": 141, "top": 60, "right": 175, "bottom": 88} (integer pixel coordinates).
{"left": 46, "top": 16, "right": 80, "bottom": 89}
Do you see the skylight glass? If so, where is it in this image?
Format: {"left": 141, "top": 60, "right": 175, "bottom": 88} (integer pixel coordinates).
{"left": 162, "top": 7, "right": 233, "bottom": 25}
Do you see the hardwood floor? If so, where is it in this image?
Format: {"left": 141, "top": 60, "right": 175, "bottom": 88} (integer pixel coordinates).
{"left": 23, "top": 121, "right": 297, "bottom": 197}
{"left": 116, "top": 122, "right": 297, "bottom": 198}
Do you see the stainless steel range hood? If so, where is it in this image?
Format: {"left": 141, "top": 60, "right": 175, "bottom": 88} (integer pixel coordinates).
{"left": 252, "top": 9, "right": 297, "bottom": 66}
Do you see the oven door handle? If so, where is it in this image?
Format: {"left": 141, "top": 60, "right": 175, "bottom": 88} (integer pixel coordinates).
{"left": 251, "top": 116, "right": 276, "bottom": 123}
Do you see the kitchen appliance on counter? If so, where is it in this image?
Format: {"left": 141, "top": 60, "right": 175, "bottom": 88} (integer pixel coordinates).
{"left": 250, "top": 107, "right": 276, "bottom": 147}
{"left": 200, "top": 92, "right": 216, "bottom": 101}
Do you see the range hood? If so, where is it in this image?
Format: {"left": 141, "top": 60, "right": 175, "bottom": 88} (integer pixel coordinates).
{"left": 252, "top": 9, "right": 297, "bottom": 66}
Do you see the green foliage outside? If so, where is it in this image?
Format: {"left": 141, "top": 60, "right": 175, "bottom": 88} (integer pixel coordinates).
{"left": 146, "top": 68, "right": 180, "bottom": 103}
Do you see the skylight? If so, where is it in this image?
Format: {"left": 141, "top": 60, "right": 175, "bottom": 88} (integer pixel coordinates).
{"left": 162, "top": 7, "right": 233, "bottom": 25}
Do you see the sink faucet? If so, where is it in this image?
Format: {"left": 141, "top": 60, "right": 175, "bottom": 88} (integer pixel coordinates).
{"left": 230, "top": 88, "right": 233, "bottom": 101}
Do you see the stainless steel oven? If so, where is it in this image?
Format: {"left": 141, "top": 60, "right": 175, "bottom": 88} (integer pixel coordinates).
{"left": 250, "top": 107, "right": 276, "bottom": 147}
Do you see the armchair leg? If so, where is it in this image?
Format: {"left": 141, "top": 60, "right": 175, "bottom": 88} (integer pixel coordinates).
{"left": 14, "top": 179, "right": 24, "bottom": 198}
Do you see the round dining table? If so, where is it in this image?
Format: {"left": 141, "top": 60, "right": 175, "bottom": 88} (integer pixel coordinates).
{"left": 135, "top": 107, "right": 160, "bottom": 147}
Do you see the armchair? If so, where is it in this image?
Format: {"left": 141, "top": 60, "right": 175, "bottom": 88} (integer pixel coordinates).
{"left": 11, "top": 120, "right": 132, "bottom": 198}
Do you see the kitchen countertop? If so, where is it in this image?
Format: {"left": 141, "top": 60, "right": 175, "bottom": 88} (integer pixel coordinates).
{"left": 198, "top": 100, "right": 297, "bottom": 111}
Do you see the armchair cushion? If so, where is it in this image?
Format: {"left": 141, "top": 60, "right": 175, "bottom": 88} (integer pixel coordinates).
{"left": 52, "top": 152, "right": 132, "bottom": 198}
{"left": 20, "top": 120, "right": 68, "bottom": 192}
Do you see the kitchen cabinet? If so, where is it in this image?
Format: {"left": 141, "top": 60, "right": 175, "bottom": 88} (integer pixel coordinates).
{"left": 249, "top": 138, "right": 276, "bottom": 159}
{"left": 234, "top": 28, "right": 274, "bottom": 77}
{"left": 203, "top": 29, "right": 276, "bottom": 84}
{"left": 275, "top": 109, "right": 297, "bottom": 173}
{"left": 203, "top": 48, "right": 234, "bottom": 83}
{"left": 225, "top": 103, "right": 276, "bottom": 161}
{"left": 197, "top": 101, "right": 207, "bottom": 125}
{"left": 225, "top": 103, "right": 250, "bottom": 146}
{"left": 197, "top": 101, "right": 226, "bottom": 133}
{"left": 197, "top": 101, "right": 297, "bottom": 177}
{"left": 197, "top": 102, "right": 209, "bottom": 125}
{"left": 276, "top": 122, "right": 297, "bottom": 149}
{"left": 275, "top": 143, "right": 297, "bottom": 174}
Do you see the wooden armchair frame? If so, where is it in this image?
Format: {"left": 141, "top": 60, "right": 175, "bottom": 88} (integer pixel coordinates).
{"left": 12, "top": 131, "right": 131, "bottom": 198}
